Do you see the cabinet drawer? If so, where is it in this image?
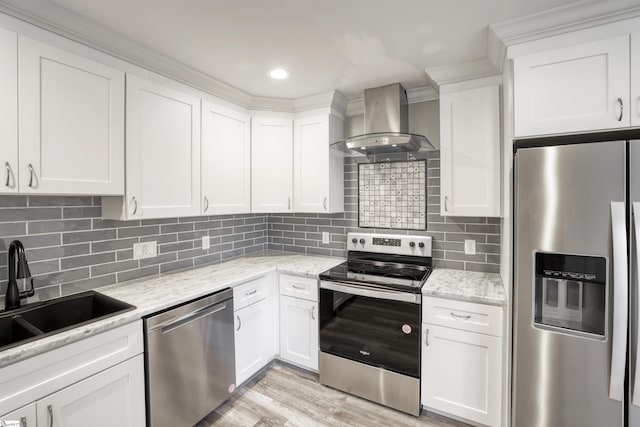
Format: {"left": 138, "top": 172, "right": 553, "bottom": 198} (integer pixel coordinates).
{"left": 279, "top": 274, "right": 318, "bottom": 302}
{"left": 233, "top": 276, "right": 268, "bottom": 311}
{"left": 423, "top": 297, "right": 503, "bottom": 337}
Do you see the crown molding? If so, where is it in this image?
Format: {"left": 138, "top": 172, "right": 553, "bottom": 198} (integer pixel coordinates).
{"left": 425, "top": 58, "right": 500, "bottom": 90}
{"left": 345, "top": 85, "right": 438, "bottom": 116}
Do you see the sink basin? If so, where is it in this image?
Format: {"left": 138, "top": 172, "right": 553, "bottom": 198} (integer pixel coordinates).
{"left": 0, "top": 291, "right": 135, "bottom": 352}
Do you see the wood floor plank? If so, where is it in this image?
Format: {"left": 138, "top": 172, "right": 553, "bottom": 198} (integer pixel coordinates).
{"left": 198, "top": 362, "right": 470, "bottom": 427}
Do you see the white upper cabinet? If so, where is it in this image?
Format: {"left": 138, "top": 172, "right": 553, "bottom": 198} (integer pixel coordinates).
{"left": 293, "top": 113, "right": 344, "bottom": 213}
{"left": 514, "top": 35, "right": 630, "bottom": 137}
{"left": 103, "top": 75, "right": 201, "bottom": 220}
{"left": 18, "top": 36, "right": 125, "bottom": 195}
{"left": 0, "top": 28, "right": 17, "bottom": 194}
{"left": 201, "top": 102, "right": 251, "bottom": 215}
{"left": 440, "top": 84, "right": 501, "bottom": 217}
{"left": 251, "top": 116, "right": 293, "bottom": 213}
{"left": 632, "top": 32, "right": 640, "bottom": 127}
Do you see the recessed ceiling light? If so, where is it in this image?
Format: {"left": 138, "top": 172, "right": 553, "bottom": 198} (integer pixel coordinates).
{"left": 269, "top": 68, "right": 288, "bottom": 80}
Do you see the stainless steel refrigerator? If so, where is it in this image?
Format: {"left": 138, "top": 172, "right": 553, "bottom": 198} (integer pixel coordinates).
{"left": 513, "top": 136, "right": 640, "bottom": 427}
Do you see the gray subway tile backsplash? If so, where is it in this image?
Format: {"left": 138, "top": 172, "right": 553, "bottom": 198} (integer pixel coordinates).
{"left": 0, "top": 150, "right": 500, "bottom": 306}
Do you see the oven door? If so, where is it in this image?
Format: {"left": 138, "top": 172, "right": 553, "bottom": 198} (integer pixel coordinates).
{"left": 319, "top": 280, "right": 421, "bottom": 378}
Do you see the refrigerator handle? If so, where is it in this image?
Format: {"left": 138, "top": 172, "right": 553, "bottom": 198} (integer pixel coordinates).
{"left": 632, "top": 202, "right": 640, "bottom": 406}
{"left": 610, "top": 201, "right": 628, "bottom": 402}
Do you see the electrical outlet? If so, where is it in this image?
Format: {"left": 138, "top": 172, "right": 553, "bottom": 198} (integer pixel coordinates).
{"left": 464, "top": 239, "right": 476, "bottom": 255}
{"left": 202, "top": 235, "right": 210, "bottom": 250}
{"left": 322, "top": 232, "right": 330, "bottom": 244}
{"left": 133, "top": 241, "right": 157, "bottom": 260}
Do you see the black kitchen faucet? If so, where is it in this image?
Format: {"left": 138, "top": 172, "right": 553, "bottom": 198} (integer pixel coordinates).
{"left": 4, "top": 240, "right": 35, "bottom": 310}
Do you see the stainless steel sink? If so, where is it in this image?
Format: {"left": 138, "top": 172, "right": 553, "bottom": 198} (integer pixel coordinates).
{"left": 0, "top": 291, "right": 135, "bottom": 351}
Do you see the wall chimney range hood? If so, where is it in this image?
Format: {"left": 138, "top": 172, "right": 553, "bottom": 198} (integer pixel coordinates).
{"left": 332, "top": 83, "right": 434, "bottom": 157}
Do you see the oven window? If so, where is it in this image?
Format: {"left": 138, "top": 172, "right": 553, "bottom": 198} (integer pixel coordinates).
{"left": 319, "top": 288, "right": 421, "bottom": 378}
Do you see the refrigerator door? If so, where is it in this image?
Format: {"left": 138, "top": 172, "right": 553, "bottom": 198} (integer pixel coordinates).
{"left": 513, "top": 140, "right": 626, "bottom": 427}
{"left": 629, "top": 140, "right": 640, "bottom": 427}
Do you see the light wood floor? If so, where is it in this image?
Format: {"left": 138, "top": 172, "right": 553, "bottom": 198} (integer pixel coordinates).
{"left": 198, "top": 362, "right": 470, "bottom": 427}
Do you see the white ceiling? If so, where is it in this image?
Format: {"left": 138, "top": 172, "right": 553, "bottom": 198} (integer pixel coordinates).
{"left": 49, "top": 0, "right": 578, "bottom": 99}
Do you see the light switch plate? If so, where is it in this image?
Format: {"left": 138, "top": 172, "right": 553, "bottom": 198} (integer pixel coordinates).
{"left": 202, "top": 235, "right": 210, "bottom": 250}
{"left": 322, "top": 232, "right": 330, "bottom": 244}
{"left": 464, "top": 239, "right": 476, "bottom": 255}
{"left": 133, "top": 241, "right": 157, "bottom": 260}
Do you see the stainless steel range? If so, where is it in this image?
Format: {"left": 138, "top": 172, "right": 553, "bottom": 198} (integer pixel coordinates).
{"left": 318, "top": 232, "right": 432, "bottom": 416}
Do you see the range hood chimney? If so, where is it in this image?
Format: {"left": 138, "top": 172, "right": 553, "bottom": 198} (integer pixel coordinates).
{"left": 333, "top": 83, "right": 434, "bottom": 157}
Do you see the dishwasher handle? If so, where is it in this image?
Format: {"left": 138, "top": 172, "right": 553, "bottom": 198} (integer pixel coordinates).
{"left": 148, "top": 301, "right": 229, "bottom": 334}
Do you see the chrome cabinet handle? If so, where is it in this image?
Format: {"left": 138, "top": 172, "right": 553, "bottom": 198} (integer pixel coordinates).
{"left": 204, "top": 196, "right": 209, "bottom": 213}
{"left": 245, "top": 290, "right": 257, "bottom": 296}
{"left": 323, "top": 197, "right": 327, "bottom": 211}
{"left": 21, "top": 416, "right": 27, "bottom": 427}
{"left": 444, "top": 195, "right": 449, "bottom": 212}
{"left": 616, "top": 98, "right": 624, "bottom": 122}
{"left": 425, "top": 329, "right": 429, "bottom": 346}
{"left": 236, "top": 315, "right": 241, "bottom": 331}
{"left": 27, "top": 163, "right": 35, "bottom": 188}
{"left": 292, "top": 284, "right": 305, "bottom": 290}
{"left": 47, "top": 405, "right": 53, "bottom": 427}
{"left": 450, "top": 312, "right": 471, "bottom": 320}
{"left": 288, "top": 197, "right": 291, "bottom": 211}
{"left": 131, "top": 197, "right": 138, "bottom": 215}
{"left": 311, "top": 306, "right": 316, "bottom": 320}
{"left": 4, "top": 162, "right": 10, "bottom": 187}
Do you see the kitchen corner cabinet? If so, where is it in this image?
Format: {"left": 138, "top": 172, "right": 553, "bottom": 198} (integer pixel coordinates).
{"left": 103, "top": 75, "right": 201, "bottom": 220}
{"left": 279, "top": 274, "right": 319, "bottom": 371}
{"left": 632, "top": 32, "right": 640, "bottom": 127}
{"left": 18, "top": 35, "right": 125, "bottom": 195}
{"left": 201, "top": 102, "right": 251, "bottom": 214}
{"left": 251, "top": 116, "right": 293, "bottom": 213}
{"left": 293, "top": 113, "right": 344, "bottom": 213}
{"left": 440, "top": 84, "right": 501, "bottom": 217}
{"left": 514, "top": 35, "right": 630, "bottom": 137}
{"left": 0, "top": 27, "right": 17, "bottom": 195}
{"left": 421, "top": 297, "right": 503, "bottom": 427}
{"left": 233, "top": 274, "right": 278, "bottom": 386}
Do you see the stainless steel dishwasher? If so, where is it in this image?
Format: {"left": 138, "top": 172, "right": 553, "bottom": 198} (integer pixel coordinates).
{"left": 144, "top": 288, "right": 235, "bottom": 427}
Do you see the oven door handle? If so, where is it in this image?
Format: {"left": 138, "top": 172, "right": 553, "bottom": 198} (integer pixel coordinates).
{"left": 320, "top": 281, "right": 421, "bottom": 304}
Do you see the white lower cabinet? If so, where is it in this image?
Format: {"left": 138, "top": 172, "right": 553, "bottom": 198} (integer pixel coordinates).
{"left": 235, "top": 299, "right": 268, "bottom": 385}
{"left": 36, "top": 355, "right": 145, "bottom": 427}
{"left": 279, "top": 295, "right": 318, "bottom": 371}
{"left": 1, "top": 403, "right": 36, "bottom": 427}
{"left": 421, "top": 298, "right": 503, "bottom": 427}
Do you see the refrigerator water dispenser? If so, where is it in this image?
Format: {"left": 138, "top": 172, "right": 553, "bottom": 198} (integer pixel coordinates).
{"left": 533, "top": 252, "right": 606, "bottom": 338}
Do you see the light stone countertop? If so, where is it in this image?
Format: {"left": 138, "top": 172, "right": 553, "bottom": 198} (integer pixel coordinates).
{"left": 422, "top": 268, "right": 506, "bottom": 306}
{"left": 0, "top": 254, "right": 507, "bottom": 369}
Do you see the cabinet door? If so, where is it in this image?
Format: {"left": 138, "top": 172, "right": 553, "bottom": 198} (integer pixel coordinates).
{"left": 514, "top": 35, "right": 630, "bottom": 137}
{"left": 124, "top": 75, "right": 201, "bottom": 219}
{"left": 18, "top": 36, "right": 125, "bottom": 195}
{"left": 202, "top": 102, "right": 251, "bottom": 214}
{"left": 36, "top": 355, "right": 145, "bottom": 427}
{"left": 279, "top": 295, "right": 318, "bottom": 371}
{"left": 0, "top": 28, "right": 17, "bottom": 194}
{"left": 632, "top": 32, "right": 640, "bottom": 127}
{"left": 294, "top": 115, "right": 330, "bottom": 213}
{"left": 235, "top": 300, "right": 267, "bottom": 385}
{"left": 251, "top": 117, "right": 293, "bottom": 213}
{"left": 440, "top": 85, "right": 500, "bottom": 217}
{"left": 1, "top": 403, "right": 36, "bottom": 427}
{"left": 421, "top": 324, "right": 501, "bottom": 427}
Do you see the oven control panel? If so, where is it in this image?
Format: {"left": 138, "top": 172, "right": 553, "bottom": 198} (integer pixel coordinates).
{"left": 348, "top": 232, "right": 432, "bottom": 257}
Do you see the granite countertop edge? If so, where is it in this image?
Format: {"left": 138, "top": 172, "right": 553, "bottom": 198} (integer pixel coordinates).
{"left": 0, "top": 255, "right": 506, "bottom": 368}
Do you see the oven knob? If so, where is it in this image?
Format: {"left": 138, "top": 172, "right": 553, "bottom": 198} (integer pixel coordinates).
{"left": 352, "top": 238, "right": 358, "bottom": 244}
{"left": 359, "top": 239, "right": 365, "bottom": 245}
{"left": 409, "top": 242, "right": 415, "bottom": 247}
{"left": 419, "top": 242, "right": 425, "bottom": 248}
